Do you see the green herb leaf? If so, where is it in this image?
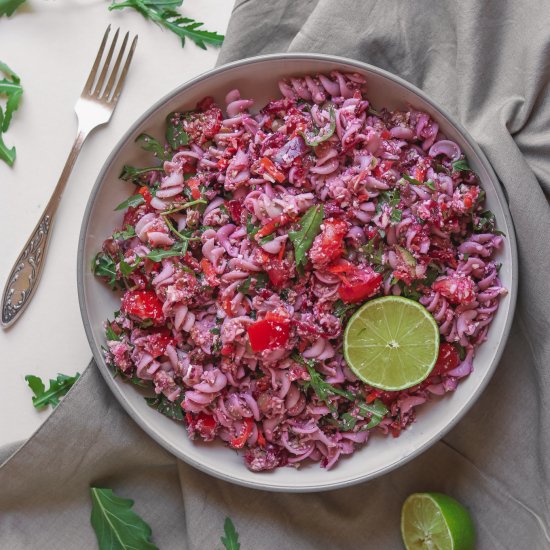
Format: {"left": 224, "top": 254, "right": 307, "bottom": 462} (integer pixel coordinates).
{"left": 288, "top": 204, "right": 324, "bottom": 267}
{"left": 119, "top": 164, "right": 164, "bottom": 183}
{"left": 109, "top": 0, "right": 224, "bottom": 49}
{"left": 423, "top": 180, "right": 436, "bottom": 191}
{"left": 390, "top": 208, "right": 403, "bottom": 223}
{"left": 92, "top": 253, "right": 118, "bottom": 288}
{"left": 112, "top": 224, "right": 136, "bottom": 241}
{"left": 145, "top": 394, "right": 184, "bottom": 421}
{"left": 402, "top": 173, "right": 435, "bottom": 191}
{"left": 90, "top": 487, "right": 158, "bottom": 550}
{"left": 452, "top": 159, "right": 471, "bottom": 172}
{"left": 114, "top": 193, "right": 145, "bottom": 211}
{"left": 0, "top": 0, "right": 26, "bottom": 17}
{"left": 246, "top": 214, "right": 260, "bottom": 237}
{"left": 333, "top": 299, "right": 355, "bottom": 321}
{"left": 259, "top": 233, "right": 276, "bottom": 245}
{"left": 238, "top": 272, "right": 268, "bottom": 295}
{"left": 473, "top": 210, "right": 505, "bottom": 236}
{"left": 105, "top": 323, "right": 121, "bottom": 342}
{"left": 454, "top": 343, "right": 467, "bottom": 361}
{"left": 0, "top": 61, "right": 23, "bottom": 166}
{"left": 25, "top": 373, "right": 80, "bottom": 409}
{"left": 146, "top": 240, "right": 188, "bottom": 262}
{"left": 357, "top": 399, "right": 388, "bottom": 429}
{"left": 221, "top": 517, "right": 240, "bottom": 550}
{"left": 135, "top": 133, "right": 169, "bottom": 160}
{"left": 119, "top": 259, "right": 139, "bottom": 277}
{"left": 165, "top": 112, "right": 190, "bottom": 149}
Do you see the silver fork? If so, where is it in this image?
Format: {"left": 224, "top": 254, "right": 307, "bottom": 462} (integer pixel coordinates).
{"left": 1, "top": 26, "right": 138, "bottom": 329}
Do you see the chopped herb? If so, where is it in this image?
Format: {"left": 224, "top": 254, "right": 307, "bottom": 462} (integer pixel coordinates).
{"left": 146, "top": 241, "right": 188, "bottom": 262}
{"left": 288, "top": 204, "right": 324, "bottom": 268}
{"left": 165, "top": 111, "right": 190, "bottom": 149}
{"left": 259, "top": 233, "right": 276, "bottom": 245}
{"left": 162, "top": 198, "right": 207, "bottom": 215}
{"left": 114, "top": 193, "right": 145, "bottom": 211}
{"left": 0, "top": 0, "right": 26, "bottom": 17}
{"left": 25, "top": 372, "right": 80, "bottom": 409}
{"left": 246, "top": 214, "right": 260, "bottom": 237}
{"left": 455, "top": 343, "right": 467, "bottom": 361}
{"left": 92, "top": 252, "right": 118, "bottom": 288}
{"left": 423, "top": 180, "right": 436, "bottom": 191}
{"left": 333, "top": 299, "right": 355, "bottom": 320}
{"left": 105, "top": 323, "right": 121, "bottom": 342}
{"left": 434, "top": 163, "right": 450, "bottom": 175}
{"left": 452, "top": 159, "right": 471, "bottom": 172}
{"left": 112, "top": 224, "right": 136, "bottom": 240}
{"left": 109, "top": 0, "right": 224, "bottom": 50}
{"left": 279, "top": 288, "right": 290, "bottom": 301}
{"left": 357, "top": 399, "right": 389, "bottom": 429}
{"left": 119, "top": 164, "right": 164, "bottom": 183}
{"left": 238, "top": 272, "right": 268, "bottom": 295}
{"left": 367, "top": 106, "right": 381, "bottom": 117}
{"left": 473, "top": 210, "right": 505, "bottom": 235}
{"left": 390, "top": 208, "right": 403, "bottom": 223}
{"left": 403, "top": 173, "right": 436, "bottom": 191}
{"left": 362, "top": 239, "right": 385, "bottom": 266}
{"left": 145, "top": 393, "right": 184, "bottom": 421}
{"left": 209, "top": 327, "right": 221, "bottom": 335}
{"left": 119, "top": 259, "right": 139, "bottom": 277}
{"left": 135, "top": 133, "right": 169, "bottom": 160}
{"left": 463, "top": 253, "right": 470, "bottom": 260}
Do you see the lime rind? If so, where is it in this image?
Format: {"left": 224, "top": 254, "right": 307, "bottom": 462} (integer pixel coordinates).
{"left": 343, "top": 296, "right": 440, "bottom": 391}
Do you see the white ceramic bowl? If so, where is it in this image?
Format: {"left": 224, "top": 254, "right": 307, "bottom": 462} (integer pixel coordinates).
{"left": 77, "top": 54, "right": 518, "bottom": 492}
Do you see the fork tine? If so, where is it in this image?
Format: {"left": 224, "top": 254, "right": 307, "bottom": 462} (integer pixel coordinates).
{"left": 94, "top": 28, "right": 120, "bottom": 98}
{"left": 103, "top": 31, "right": 129, "bottom": 100}
{"left": 110, "top": 35, "right": 138, "bottom": 104}
{"left": 83, "top": 25, "right": 111, "bottom": 95}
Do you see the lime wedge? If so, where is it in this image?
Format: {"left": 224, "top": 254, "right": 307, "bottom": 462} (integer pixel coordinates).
{"left": 343, "top": 296, "right": 439, "bottom": 391}
{"left": 401, "top": 492, "right": 476, "bottom": 550}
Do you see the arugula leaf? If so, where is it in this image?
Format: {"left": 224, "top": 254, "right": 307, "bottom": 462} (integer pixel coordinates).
{"left": 402, "top": 173, "right": 436, "bottom": 191}
{"left": 246, "top": 214, "right": 260, "bottom": 237}
{"left": 0, "top": 0, "right": 26, "bottom": 17}
{"left": 119, "top": 164, "right": 164, "bottom": 183}
{"left": 299, "top": 105, "right": 336, "bottom": 147}
{"left": 288, "top": 204, "right": 324, "bottom": 268}
{"left": 238, "top": 272, "right": 268, "bottom": 295}
{"left": 258, "top": 233, "right": 275, "bottom": 245}
{"left": 92, "top": 253, "right": 118, "bottom": 288}
{"left": 90, "top": 488, "right": 158, "bottom": 550}
{"left": 119, "top": 259, "right": 139, "bottom": 277}
{"left": 112, "top": 224, "right": 136, "bottom": 240}
{"left": 109, "top": 0, "right": 224, "bottom": 50}
{"left": 0, "top": 61, "right": 23, "bottom": 166}
{"left": 333, "top": 299, "right": 355, "bottom": 321}
{"left": 25, "top": 373, "right": 80, "bottom": 409}
{"left": 105, "top": 323, "right": 121, "bottom": 342}
{"left": 145, "top": 394, "right": 184, "bottom": 421}
{"left": 357, "top": 399, "right": 388, "bottom": 429}
{"left": 135, "top": 133, "right": 169, "bottom": 159}
{"left": 221, "top": 517, "right": 240, "bottom": 550}
{"left": 146, "top": 240, "right": 188, "bottom": 262}
{"left": 452, "top": 159, "right": 471, "bottom": 172}
{"left": 114, "top": 193, "right": 145, "bottom": 211}
{"left": 454, "top": 343, "right": 467, "bottom": 361}
{"left": 473, "top": 210, "right": 505, "bottom": 235}
{"left": 390, "top": 208, "right": 403, "bottom": 223}
{"left": 165, "top": 112, "right": 190, "bottom": 149}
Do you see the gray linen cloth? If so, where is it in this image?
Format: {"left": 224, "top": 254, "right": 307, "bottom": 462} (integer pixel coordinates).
{"left": 2, "top": 1, "right": 549, "bottom": 548}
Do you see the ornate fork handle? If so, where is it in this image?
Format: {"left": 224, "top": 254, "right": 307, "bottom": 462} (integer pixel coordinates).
{"left": 1, "top": 131, "right": 87, "bottom": 328}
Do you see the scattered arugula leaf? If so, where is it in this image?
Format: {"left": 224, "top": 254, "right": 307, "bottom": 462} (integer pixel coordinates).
{"left": 109, "top": 0, "right": 224, "bottom": 50}
{"left": 145, "top": 393, "right": 184, "bottom": 421}
{"left": 258, "top": 233, "right": 276, "bottom": 245}
{"left": 238, "top": 272, "right": 268, "bottom": 295}
{"left": 454, "top": 343, "right": 467, "bottom": 361}
{"left": 333, "top": 299, "right": 355, "bottom": 321}
{"left": 0, "top": 61, "right": 23, "bottom": 166}
{"left": 146, "top": 240, "right": 189, "bottom": 262}
{"left": 452, "top": 159, "right": 471, "bottom": 172}
{"left": 390, "top": 208, "right": 403, "bottom": 223}
{"left": 119, "top": 259, "right": 139, "bottom": 277}
{"left": 114, "top": 193, "right": 145, "bottom": 211}
{"left": 361, "top": 239, "right": 385, "bottom": 267}
{"left": 92, "top": 252, "right": 118, "bottom": 288}
{"left": 221, "top": 517, "right": 240, "bottom": 550}
{"left": 246, "top": 214, "right": 260, "bottom": 237}
{"left": 473, "top": 210, "right": 505, "bottom": 235}
{"left": 402, "top": 173, "right": 436, "bottom": 191}
{"left": 357, "top": 400, "right": 388, "bottom": 429}
{"left": 119, "top": 164, "right": 164, "bottom": 184}
{"left": 0, "top": 0, "right": 26, "bottom": 17}
{"left": 90, "top": 487, "right": 158, "bottom": 550}
{"left": 165, "top": 112, "right": 190, "bottom": 149}
{"left": 112, "top": 224, "right": 136, "bottom": 240}
{"left": 105, "top": 323, "right": 121, "bottom": 342}
{"left": 434, "top": 162, "right": 450, "bottom": 175}
{"left": 288, "top": 204, "right": 324, "bottom": 268}
{"left": 25, "top": 372, "right": 80, "bottom": 409}
{"left": 135, "top": 133, "right": 169, "bottom": 160}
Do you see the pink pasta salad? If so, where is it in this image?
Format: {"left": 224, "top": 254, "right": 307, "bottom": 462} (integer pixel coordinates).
{"left": 93, "top": 72, "right": 506, "bottom": 471}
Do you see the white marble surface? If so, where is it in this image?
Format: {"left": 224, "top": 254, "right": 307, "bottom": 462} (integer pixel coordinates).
{"left": 0, "top": 0, "right": 233, "bottom": 446}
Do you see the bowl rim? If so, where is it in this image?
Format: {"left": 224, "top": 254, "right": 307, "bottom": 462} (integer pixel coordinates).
{"left": 77, "top": 52, "right": 518, "bottom": 492}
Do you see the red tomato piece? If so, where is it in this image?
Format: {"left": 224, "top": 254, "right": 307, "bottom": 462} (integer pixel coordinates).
{"left": 183, "top": 106, "right": 222, "bottom": 145}
{"left": 259, "top": 251, "right": 291, "bottom": 288}
{"left": 259, "top": 157, "right": 286, "bottom": 183}
{"left": 255, "top": 213, "right": 292, "bottom": 240}
{"left": 138, "top": 185, "right": 153, "bottom": 205}
{"left": 309, "top": 218, "right": 349, "bottom": 267}
{"left": 196, "top": 412, "right": 217, "bottom": 440}
{"left": 121, "top": 290, "right": 164, "bottom": 323}
{"left": 247, "top": 318, "right": 290, "bottom": 352}
{"left": 230, "top": 418, "right": 254, "bottom": 449}
{"left": 186, "top": 177, "right": 202, "bottom": 201}
{"left": 224, "top": 200, "right": 243, "bottom": 223}
{"left": 200, "top": 258, "right": 220, "bottom": 287}
{"left": 431, "top": 343, "right": 460, "bottom": 377}
{"left": 432, "top": 275, "right": 475, "bottom": 305}
{"left": 372, "top": 160, "right": 394, "bottom": 178}
{"left": 337, "top": 266, "right": 383, "bottom": 304}
{"left": 144, "top": 329, "right": 174, "bottom": 358}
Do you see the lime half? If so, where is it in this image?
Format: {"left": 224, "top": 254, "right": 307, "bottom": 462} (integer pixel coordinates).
{"left": 401, "top": 492, "right": 476, "bottom": 550}
{"left": 343, "top": 296, "right": 439, "bottom": 391}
